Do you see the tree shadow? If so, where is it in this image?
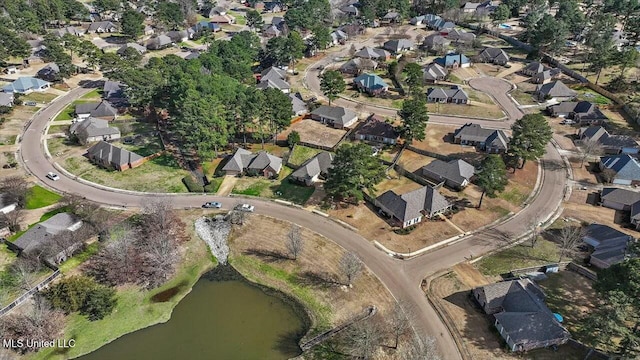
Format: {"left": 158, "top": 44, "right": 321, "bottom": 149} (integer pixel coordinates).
{"left": 273, "top": 329, "right": 304, "bottom": 357}
{"left": 541, "top": 158, "right": 565, "bottom": 172}
{"left": 243, "top": 248, "right": 290, "bottom": 263}
{"left": 296, "top": 270, "right": 342, "bottom": 289}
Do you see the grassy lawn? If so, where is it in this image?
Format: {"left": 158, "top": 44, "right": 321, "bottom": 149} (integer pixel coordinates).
{"left": 273, "top": 178, "right": 315, "bottom": 204}
{"left": 57, "top": 242, "right": 101, "bottom": 274}
{"left": 475, "top": 238, "right": 560, "bottom": 276}
{"left": 498, "top": 187, "right": 528, "bottom": 206}
{"left": 230, "top": 167, "right": 314, "bottom": 204}
{"left": 0, "top": 135, "right": 17, "bottom": 145}
{"left": 55, "top": 104, "right": 76, "bottom": 121}
{"left": 117, "top": 135, "right": 163, "bottom": 157}
{"left": 31, "top": 216, "right": 215, "bottom": 360}
{"left": 573, "top": 86, "right": 613, "bottom": 105}
{"left": 205, "top": 177, "right": 224, "bottom": 193}
{"left": 510, "top": 89, "right": 538, "bottom": 105}
{"left": 430, "top": 103, "right": 505, "bottom": 119}
{"left": 48, "top": 124, "right": 70, "bottom": 134}
{"left": 288, "top": 145, "right": 323, "bottom": 167}
{"left": 80, "top": 89, "right": 102, "bottom": 100}
{"left": 231, "top": 178, "right": 272, "bottom": 197}
{"left": 22, "top": 92, "right": 58, "bottom": 104}
{"left": 64, "top": 154, "right": 190, "bottom": 193}
{"left": 25, "top": 185, "right": 62, "bottom": 209}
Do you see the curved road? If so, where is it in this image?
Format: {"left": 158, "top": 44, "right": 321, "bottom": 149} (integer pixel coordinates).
{"left": 20, "top": 81, "right": 566, "bottom": 358}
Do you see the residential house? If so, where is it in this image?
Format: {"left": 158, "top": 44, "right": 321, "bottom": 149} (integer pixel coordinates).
{"left": 193, "top": 21, "right": 221, "bottom": 33}
{"left": 263, "top": 2, "right": 284, "bottom": 12}
{"left": 253, "top": 1, "right": 265, "bottom": 11}
{"left": 383, "top": 39, "right": 415, "bottom": 54}
{"left": 0, "top": 93, "right": 14, "bottom": 107}
{"left": 472, "top": 279, "right": 570, "bottom": 352}
{"left": 24, "top": 39, "right": 46, "bottom": 65}
{"left": 381, "top": 11, "right": 401, "bottom": 24}
{"left": 461, "top": 1, "right": 481, "bottom": 12}
{"left": 210, "top": 14, "right": 235, "bottom": 24}
{"left": 453, "top": 123, "right": 509, "bottom": 153}
{"left": 521, "top": 61, "right": 546, "bottom": 76}
{"left": 600, "top": 187, "right": 640, "bottom": 211}
{"left": 426, "top": 86, "right": 469, "bottom": 104}
{"left": 144, "top": 25, "right": 155, "bottom": 36}
{"left": 583, "top": 224, "right": 634, "bottom": 268}
{"left": 531, "top": 69, "right": 561, "bottom": 84}
{"left": 2, "top": 77, "right": 50, "bottom": 94}
{"left": 435, "top": 53, "right": 471, "bottom": 68}
{"left": 75, "top": 100, "right": 118, "bottom": 120}
{"left": 426, "top": 18, "right": 455, "bottom": 32}
{"left": 446, "top": 28, "right": 476, "bottom": 43}
{"left": 535, "top": 81, "right": 577, "bottom": 101}
{"left": 339, "top": 23, "right": 366, "bottom": 36}
{"left": 340, "top": 4, "right": 359, "bottom": 16}
{"left": 221, "top": 148, "right": 282, "bottom": 178}
{"left": 36, "top": 63, "right": 61, "bottom": 82}
{"left": 260, "top": 66, "right": 287, "bottom": 82}
{"left": 354, "top": 47, "right": 390, "bottom": 61}
{"left": 87, "top": 21, "right": 118, "bottom": 33}
{"left": 421, "top": 159, "right": 475, "bottom": 189}
{"left": 0, "top": 193, "right": 17, "bottom": 214}
{"left": 423, "top": 63, "right": 448, "bottom": 83}
{"left": 257, "top": 66, "right": 290, "bottom": 93}
{"left": 263, "top": 24, "right": 284, "bottom": 38}
{"left": 86, "top": 141, "right": 144, "bottom": 171}
{"left": 353, "top": 73, "right": 389, "bottom": 95}
{"left": 599, "top": 154, "right": 640, "bottom": 185}
{"left": 117, "top": 43, "right": 147, "bottom": 55}
{"left": 612, "top": 29, "right": 628, "bottom": 51}
{"left": 146, "top": 35, "right": 173, "bottom": 50}
{"left": 289, "top": 93, "right": 308, "bottom": 116}
{"left": 103, "top": 81, "right": 125, "bottom": 100}
{"left": 422, "top": 34, "right": 451, "bottom": 52}
{"left": 310, "top": 106, "right": 358, "bottom": 129}
{"left": 549, "top": 102, "right": 608, "bottom": 126}
{"left": 477, "top": 47, "right": 509, "bottom": 65}
{"left": 630, "top": 201, "right": 640, "bottom": 230}
{"left": 375, "top": 186, "right": 453, "bottom": 228}
{"left": 579, "top": 126, "right": 637, "bottom": 154}
{"left": 330, "top": 30, "right": 348, "bottom": 46}
{"left": 354, "top": 114, "right": 399, "bottom": 144}
{"left": 410, "top": 15, "right": 426, "bottom": 25}
{"left": 340, "top": 58, "right": 378, "bottom": 75}
{"left": 70, "top": 117, "right": 121, "bottom": 145}
{"left": 167, "top": 30, "right": 192, "bottom": 42}
{"left": 51, "top": 26, "right": 84, "bottom": 37}
{"left": 290, "top": 152, "right": 334, "bottom": 186}
{"left": 6, "top": 213, "right": 85, "bottom": 264}
{"left": 205, "top": 6, "right": 227, "bottom": 17}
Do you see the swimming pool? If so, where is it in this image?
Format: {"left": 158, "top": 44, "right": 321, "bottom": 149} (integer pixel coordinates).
{"left": 499, "top": 23, "right": 512, "bottom": 29}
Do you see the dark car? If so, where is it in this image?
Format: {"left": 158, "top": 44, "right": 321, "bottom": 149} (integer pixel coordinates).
{"left": 202, "top": 201, "right": 222, "bottom": 208}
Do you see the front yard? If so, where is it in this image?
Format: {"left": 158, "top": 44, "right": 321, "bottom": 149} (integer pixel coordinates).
{"left": 475, "top": 238, "right": 561, "bottom": 277}
{"left": 231, "top": 167, "right": 316, "bottom": 205}
{"left": 25, "top": 185, "right": 62, "bottom": 209}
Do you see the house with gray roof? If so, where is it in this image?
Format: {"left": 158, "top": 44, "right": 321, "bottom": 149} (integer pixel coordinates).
{"left": 630, "top": 201, "right": 640, "bottom": 230}
{"left": 1, "top": 77, "right": 50, "bottom": 94}
{"left": 354, "top": 47, "right": 390, "bottom": 61}
{"left": 383, "top": 39, "right": 415, "bottom": 54}
{"left": 75, "top": 100, "right": 118, "bottom": 120}
{"left": 258, "top": 67, "right": 290, "bottom": 93}
{"left": 381, "top": 11, "right": 401, "bottom": 23}
{"left": 578, "top": 126, "right": 637, "bottom": 154}
{"left": 472, "top": 279, "right": 570, "bottom": 352}
{"left": 353, "top": 73, "right": 389, "bottom": 95}
{"left": 340, "top": 4, "right": 359, "bottom": 16}
{"left": 375, "top": 186, "right": 452, "bottom": 228}
{"left": 310, "top": 105, "right": 358, "bottom": 129}
{"left": 70, "top": 117, "right": 121, "bottom": 145}
{"left": 421, "top": 159, "right": 475, "bottom": 189}
{"left": 435, "top": 53, "right": 471, "bottom": 68}
{"left": 146, "top": 35, "right": 173, "bottom": 50}
{"left": 7, "top": 213, "right": 84, "bottom": 265}
{"left": 354, "top": 114, "right": 399, "bottom": 144}
{"left": 600, "top": 187, "right": 640, "bottom": 211}
{"left": 36, "top": 63, "right": 61, "bottom": 82}
{"left": 521, "top": 61, "right": 546, "bottom": 76}
{"left": 426, "top": 18, "right": 455, "bottom": 31}
{"left": 600, "top": 154, "right": 640, "bottom": 185}
{"left": 117, "top": 43, "right": 147, "bottom": 55}
{"left": 221, "top": 148, "right": 282, "bottom": 178}
{"left": 103, "top": 81, "right": 125, "bottom": 100}
{"left": 423, "top": 63, "right": 448, "bottom": 83}
{"left": 549, "top": 101, "right": 608, "bottom": 126}
{"left": 535, "top": 81, "right": 577, "bottom": 101}
{"left": 427, "top": 86, "right": 469, "bottom": 104}
{"left": 87, "top": 21, "right": 118, "bottom": 33}
{"left": 531, "top": 69, "right": 561, "bottom": 84}
{"left": 422, "top": 34, "right": 450, "bottom": 52}
{"left": 453, "top": 123, "right": 508, "bottom": 153}
{"left": 446, "top": 28, "right": 476, "bottom": 43}
{"left": 0, "top": 93, "right": 14, "bottom": 107}
{"left": 477, "top": 47, "right": 509, "bottom": 65}
{"left": 583, "top": 224, "right": 634, "bottom": 269}
{"left": 411, "top": 14, "right": 440, "bottom": 26}
{"left": 289, "top": 93, "right": 308, "bottom": 116}
{"left": 51, "top": 26, "right": 84, "bottom": 37}
{"left": 290, "top": 152, "right": 334, "bottom": 186}
{"left": 86, "top": 141, "right": 144, "bottom": 171}
{"left": 330, "top": 29, "right": 348, "bottom": 45}
{"left": 340, "top": 58, "right": 378, "bottom": 75}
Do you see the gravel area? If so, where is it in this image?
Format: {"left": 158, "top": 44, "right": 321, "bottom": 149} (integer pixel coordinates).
{"left": 195, "top": 215, "right": 231, "bottom": 265}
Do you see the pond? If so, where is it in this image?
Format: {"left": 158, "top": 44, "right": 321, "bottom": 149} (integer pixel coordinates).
{"left": 81, "top": 267, "right": 309, "bottom": 360}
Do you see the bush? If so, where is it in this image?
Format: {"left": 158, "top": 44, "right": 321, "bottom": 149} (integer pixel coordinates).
{"left": 43, "top": 275, "right": 116, "bottom": 321}
{"left": 182, "top": 175, "right": 204, "bottom": 192}
{"left": 287, "top": 131, "right": 300, "bottom": 148}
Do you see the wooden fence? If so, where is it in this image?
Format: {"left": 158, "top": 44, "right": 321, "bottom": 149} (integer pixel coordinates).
{"left": 0, "top": 270, "right": 61, "bottom": 317}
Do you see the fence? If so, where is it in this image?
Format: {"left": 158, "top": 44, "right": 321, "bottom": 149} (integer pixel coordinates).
{"left": 393, "top": 164, "right": 440, "bottom": 187}
{"left": 406, "top": 145, "right": 454, "bottom": 162}
{"left": 566, "top": 262, "right": 598, "bottom": 281}
{"left": 0, "top": 270, "right": 61, "bottom": 317}
{"left": 566, "top": 339, "right": 610, "bottom": 360}
{"left": 508, "top": 262, "right": 570, "bottom": 277}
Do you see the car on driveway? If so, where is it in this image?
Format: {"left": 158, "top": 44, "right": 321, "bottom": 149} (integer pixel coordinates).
{"left": 236, "top": 204, "right": 254, "bottom": 212}
{"left": 203, "top": 201, "right": 222, "bottom": 208}
{"left": 560, "top": 119, "right": 576, "bottom": 125}
{"left": 46, "top": 172, "right": 60, "bottom": 181}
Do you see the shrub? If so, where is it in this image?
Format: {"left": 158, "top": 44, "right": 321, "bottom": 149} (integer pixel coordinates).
{"left": 182, "top": 175, "right": 204, "bottom": 192}
{"left": 287, "top": 131, "right": 300, "bottom": 148}
{"left": 43, "top": 275, "right": 116, "bottom": 321}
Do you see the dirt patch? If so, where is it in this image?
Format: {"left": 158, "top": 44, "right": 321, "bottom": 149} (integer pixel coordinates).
{"left": 453, "top": 263, "right": 489, "bottom": 288}
{"left": 279, "top": 119, "right": 347, "bottom": 150}
{"left": 563, "top": 190, "right": 636, "bottom": 234}
{"left": 409, "top": 124, "right": 483, "bottom": 158}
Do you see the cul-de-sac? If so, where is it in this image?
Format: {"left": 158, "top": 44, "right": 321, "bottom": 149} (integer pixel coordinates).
{"left": 0, "top": 0, "right": 639, "bottom": 359}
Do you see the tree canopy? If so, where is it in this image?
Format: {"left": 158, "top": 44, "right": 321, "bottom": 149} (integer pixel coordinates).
{"left": 475, "top": 155, "right": 508, "bottom": 209}
{"left": 121, "top": 9, "right": 145, "bottom": 39}
{"left": 320, "top": 70, "right": 346, "bottom": 106}
{"left": 397, "top": 97, "right": 429, "bottom": 144}
{"left": 508, "top": 113, "right": 552, "bottom": 168}
{"left": 325, "top": 143, "right": 385, "bottom": 203}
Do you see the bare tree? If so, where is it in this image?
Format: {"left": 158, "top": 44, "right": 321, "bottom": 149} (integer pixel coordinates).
{"left": 1, "top": 209, "right": 24, "bottom": 233}
{"left": 348, "top": 44, "right": 357, "bottom": 57}
{"left": 9, "top": 256, "right": 42, "bottom": 291}
{"left": 339, "top": 252, "right": 363, "bottom": 286}
{"left": 84, "top": 224, "right": 139, "bottom": 286}
{"left": 601, "top": 168, "right": 617, "bottom": 184}
{"left": 388, "top": 302, "right": 411, "bottom": 349}
{"left": 346, "top": 318, "right": 384, "bottom": 359}
{"left": 558, "top": 225, "right": 585, "bottom": 262}
{"left": 528, "top": 216, "right": 541, "bottom": 248}
{"left": 285, "top": 224, "right": 304, "bottom": 260}
{"left": 0, "top": 296, "right": 64, "bottom": 354}
{"left": 142, "top": 199, "right": 175, "bottom": 235}
{"left": 399, "top": 335, "right": 441, "bottom": 360}
{"left": 579, "top": 138, "right": 604, "bottom": 167}
{"left": 0, "top": 176, "right": 29, "bottom": 208}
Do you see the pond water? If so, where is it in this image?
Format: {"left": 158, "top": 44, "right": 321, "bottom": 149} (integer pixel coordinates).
{"left": 81, "top": 269, "right": 309, "bottom": 360}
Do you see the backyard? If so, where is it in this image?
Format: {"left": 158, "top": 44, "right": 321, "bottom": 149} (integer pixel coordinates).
{"left": 287, "top": 144, "right": 324, "bottom": 167}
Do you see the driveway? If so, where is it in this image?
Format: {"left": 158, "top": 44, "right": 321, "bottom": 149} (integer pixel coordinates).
{"left": 19, "top": 78, "right": 567, "bottom": 359}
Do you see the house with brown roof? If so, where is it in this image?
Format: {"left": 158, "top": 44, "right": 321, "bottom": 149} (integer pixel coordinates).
{"left": 375, "top": 186, "right": 452, "bottom": 228}
{"left": 535, "top": 81, "right": 577, "bottom": 101}
{"left": 477, "top": 47, "right": 509, "bottom": 65}
{"left": 86, "top": 141, "right": 144, "bottom": 171}
{"left": 472, "top": 279, "right": 570, "bottom": 352}
{"left": 354, "top": 115, "right": 399, "bottom": 144}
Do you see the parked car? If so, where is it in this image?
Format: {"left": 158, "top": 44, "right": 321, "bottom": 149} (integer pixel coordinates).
{"left": 236, "top": 204, "right": 254, "bottom": 212}
{"left": 560, "top": 119, "right": 576, "bottom": 125}
{"left": 203, "top": 201, "right": 222, "bottom": 208}
{"left": 24, "top": 101, "right": 37, "bottom": 106}
{"left": 46, "top": 172, "right": 60, "bottom": 181}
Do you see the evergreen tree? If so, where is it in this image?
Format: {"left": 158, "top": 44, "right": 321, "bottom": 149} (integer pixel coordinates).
{"left": 475, "top": 155, "right": 508, "bottom": 209}
{"left": 320, "top": 70, "right": 346, "bottom": 106}
{"left": 325, "top": 143, "right": 385, "bottom": 204}
{"left": 508, "top": 113, "right": 552, "bottom": 169}
{"left": 246, "top": 10, "right": 264, "bottom": 31}
{"left": 121, "top": 9, "right": 145, "bottom": 39}
{"left": 397, "top": 97, "right": 429, "bottom": 144}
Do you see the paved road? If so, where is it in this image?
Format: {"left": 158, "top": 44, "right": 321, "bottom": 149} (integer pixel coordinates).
{"left": 20, "top": 78, "right": 566, "bottom": 359}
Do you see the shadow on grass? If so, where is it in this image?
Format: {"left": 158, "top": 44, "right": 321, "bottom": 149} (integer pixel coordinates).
{"left": 243, "top": 248, "right": 290, "bottom": 263}
{"left": 295, "top": 271, "right": 342, "bottom": 289}
{"left": 271, "top": 178, "right": 315, "bottom": 205}
{"left": 150, "top": 153, "right": 181, "bottom": 168}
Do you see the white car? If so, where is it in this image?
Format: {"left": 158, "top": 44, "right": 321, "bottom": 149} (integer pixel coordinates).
{"left": 236, "top": 204, "right": 255, "bottom": 212}
{"left": 46, "top": 172, "right": 60, "bottom": 181}
{"left": 560, "top": 119, "right": 576, "bottom": 125}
